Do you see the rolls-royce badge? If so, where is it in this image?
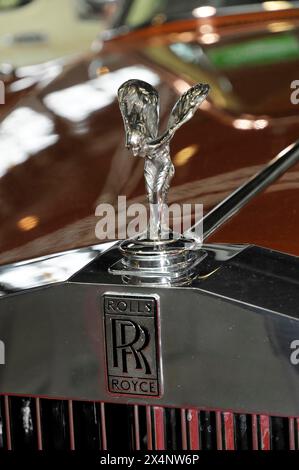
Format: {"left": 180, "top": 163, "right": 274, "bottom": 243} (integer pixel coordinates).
{"left": 104, "top": 294, "right": 160, "bottom": 396}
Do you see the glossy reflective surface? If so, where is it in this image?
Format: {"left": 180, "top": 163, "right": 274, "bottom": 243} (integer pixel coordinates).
{"left": 0, "top": 242, "right": 299, "bottom": 416}
{"left": 1, "top": 10, "right": 299, "bottom": 264}
{"left": 0, "top": 242, "right": 116, "bottom": 294}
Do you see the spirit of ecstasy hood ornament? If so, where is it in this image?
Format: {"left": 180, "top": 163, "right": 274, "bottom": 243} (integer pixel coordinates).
{"left": 118, "top": 79, "right": 210, "bottom": 239}
{"left": 110, "top": 80, "right": 210, "bottom": 286}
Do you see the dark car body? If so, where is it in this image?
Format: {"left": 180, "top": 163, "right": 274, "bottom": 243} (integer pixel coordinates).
{"left": 0, "top": 2, "right": 299, "bottom": 451}
{"left": 1, "top": 5, "right": 299, "bottom": 262}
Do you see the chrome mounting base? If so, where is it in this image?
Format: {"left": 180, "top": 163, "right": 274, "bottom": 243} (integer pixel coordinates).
{"left": 109, "top": 234, "right": 206, "bottom": 286}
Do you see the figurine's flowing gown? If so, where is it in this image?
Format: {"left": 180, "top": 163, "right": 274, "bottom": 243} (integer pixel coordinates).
{"left": 144, "top": 144, "right": 174, "bottom": 205}
{"left": 143, "top": 143, "right": 174, "bottom": 238}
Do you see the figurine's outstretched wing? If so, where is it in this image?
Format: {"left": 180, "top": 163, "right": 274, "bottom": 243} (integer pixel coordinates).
{"left": 167, "top": 83, "right": 210, "bottom": 135}
{"left": 118, "top": 79, "right": 159, "bottom": 147}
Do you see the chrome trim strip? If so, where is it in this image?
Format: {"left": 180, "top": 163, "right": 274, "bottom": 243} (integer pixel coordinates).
{"left": 0, "top": 241, "right": 117, "bottom": 295}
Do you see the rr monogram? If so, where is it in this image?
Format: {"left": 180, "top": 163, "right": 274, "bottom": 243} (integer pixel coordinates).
{"left": 104, "top": 294, "right": 160, "bottom": 396}
{"left": 111, "top": 319, "right": 151, "bottom": 374}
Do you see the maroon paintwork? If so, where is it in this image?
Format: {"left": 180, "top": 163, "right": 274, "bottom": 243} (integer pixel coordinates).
{"left": 1, "top": 9, "right": 299, "bottom": 264}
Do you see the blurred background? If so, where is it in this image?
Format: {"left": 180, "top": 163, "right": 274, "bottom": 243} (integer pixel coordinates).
{"left": 0, "top": 0, "right": 118, "bottom": 66}
{"left": 0, "top": 0, "right": 299, "bottom": 265}
{"left": 1, "top": 1, "right": 296, "bottom": 67}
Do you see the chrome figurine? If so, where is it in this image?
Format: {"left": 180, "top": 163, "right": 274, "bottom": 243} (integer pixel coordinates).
{"left": 118, "top": 79, "right": 210, "bottom": 239}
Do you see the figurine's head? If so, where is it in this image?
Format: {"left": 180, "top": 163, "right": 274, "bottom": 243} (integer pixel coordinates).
{"left": 118, "top": 79, "right": 159, "bottom": 156}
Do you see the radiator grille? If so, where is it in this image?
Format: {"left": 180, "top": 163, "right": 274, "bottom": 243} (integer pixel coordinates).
{"left": 0, "top": 396, "right": 298, "bottom": 450}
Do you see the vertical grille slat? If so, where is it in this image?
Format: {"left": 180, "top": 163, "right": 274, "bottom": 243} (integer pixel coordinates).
{"left": 187, "top": 409, "right": 200, "bottom": 450}
{"left": 289, "top": 418, "right": 295, "bottom": 450}
{"left": 259, "top": 415, "right": 270, "bottom": 450}
{"left": 133, "top": 405, "right": 141, "bottom": 450}
{"left": 68, "top": 400, "right": 75, "bottom": 450}
{"left": 153, "top": 406, "right": 165, "bottom": 450}
{"left": 223, "top": 412, "right": 235, "bottom": 450}
{"left": 35, "top": 398, "right": 43, "bottom": 450}
{"left": 216, "top": 412, "right": 223, "bottom": 450}
{"left": 181, "top": 409, "right": 188, "bottom": 450}
{"left": 146, "top": 406, "right": 153, "bottom": 450}
{"left": 252, "top": 414, "right": 259, "bottom": 450}
{"left": 100, "top": 402, "right": 107, "bottom": 450}
{"left": 3, "top": 396, "right": 11, "bottom": 450}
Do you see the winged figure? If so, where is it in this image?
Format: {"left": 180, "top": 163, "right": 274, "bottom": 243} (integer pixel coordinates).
{"left": 118, "top": 79, "right": 210, "bottom": 240}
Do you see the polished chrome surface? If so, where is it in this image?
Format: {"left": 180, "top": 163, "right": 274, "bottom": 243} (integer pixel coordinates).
{"left": 0, "top": 241, "right": 244, "bottom": 295}
{"left": 1, "top": 242, "right": 299, "bottom": 416}
{"left": 186, "top": 140, "right": 299, "bottom": 241}
{"left": 110, "top": 238, "right": 207, "bottom": 286}
{"left": 115, "top": 79, "right": 209, "bottom": 285}
{"left": 0, "top": 241, "right": 117, "bottom": 294}
{"left": 118, "top": 79, "right": 209, "bottom": 239}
